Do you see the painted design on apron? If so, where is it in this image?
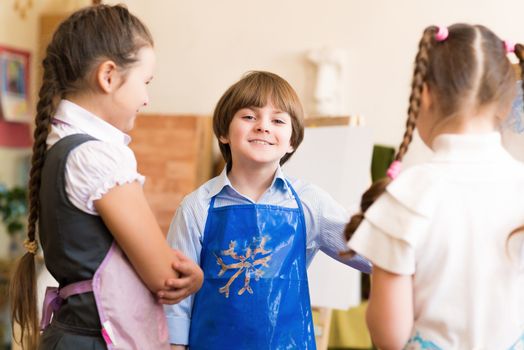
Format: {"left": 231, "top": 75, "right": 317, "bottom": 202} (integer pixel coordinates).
{"left": 189, "top": 181, "right": 316, "bottom": 349}
{"left": 215, "top": 236, "right": 273, "bottom": 297}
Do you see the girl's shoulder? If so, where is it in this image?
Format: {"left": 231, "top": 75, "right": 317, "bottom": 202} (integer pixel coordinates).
{"left": 390, "top": 163, "right": 442, "bottom": 190}
{"left": 362, "top": 164, "right": 444, "bottom": 250}
{"left": 505, "top": 154, "right": 524, "bottom": 178}
{"left": 66, "top": 140, "right": 141, "bottom": 187}
{"left": 69, "top": 140, "right": 137, "bottom": 169}
{"left": 386, "top": 163, "right": 444, "bottom": 217}
{"left": 63, "top": 139, "right": 144, "bottom": 214}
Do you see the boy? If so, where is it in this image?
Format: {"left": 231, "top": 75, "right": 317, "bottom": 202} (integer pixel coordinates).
{"left": 163, "top": 71, "right": 371, "bottom": 349}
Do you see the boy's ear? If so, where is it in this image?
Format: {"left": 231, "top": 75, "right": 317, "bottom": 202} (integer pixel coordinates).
{"left": 218, "top": 135, "right": 229, "bottom": 144}
{"left": 286, "top": 144, "right": 294, "bottom": 154}
{"left": 96, "top": 60, "right": 119, "bottom": 93}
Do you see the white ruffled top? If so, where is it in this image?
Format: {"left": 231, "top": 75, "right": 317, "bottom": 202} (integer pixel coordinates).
{"left": 348, "top": 133, "right": 524, "bottom": 348}
{"left": 46, "top": 99, "right": 145, "bottom": 215}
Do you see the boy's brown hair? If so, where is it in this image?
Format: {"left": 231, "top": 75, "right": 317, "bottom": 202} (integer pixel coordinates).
{"left": 213, "top": 71, "right": 304, "bottom": 169}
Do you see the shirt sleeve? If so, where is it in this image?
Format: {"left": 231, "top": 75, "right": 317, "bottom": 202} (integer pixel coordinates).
{"left": 64, "top": 140, "right": 145, "bottom": 215}
{"left": 348, "top": 165, "right": 440, "bottom": 275}
{"left": 163, "top": 198, "right": 204, "bottom": 345}
{"left": 299, "top": 182, "right": 372, "bottom": 274}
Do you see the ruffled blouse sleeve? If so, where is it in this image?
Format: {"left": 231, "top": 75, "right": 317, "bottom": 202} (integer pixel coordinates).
{"left": 348, "top": 164, "right": 443, "bottom": 275}
{"left": 64, "top": 140, "right": 145, "bottom": 215}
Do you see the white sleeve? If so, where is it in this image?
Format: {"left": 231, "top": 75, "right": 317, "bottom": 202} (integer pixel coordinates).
{"left": 164, "top": 198, "right": 204, "bottom": 345}
{"left": 348, "top": 165, "right": 441, "bottom": 275}
{"left": 348, "top": 193, "right": 424, "bottom": 275}
{"left": 64, "top": 141, "right": 145, "bottom": 215}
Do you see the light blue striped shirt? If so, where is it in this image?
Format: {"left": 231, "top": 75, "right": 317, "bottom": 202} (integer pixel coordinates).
{"left": 164, "top": 166, "right": 371, "bottom": 345}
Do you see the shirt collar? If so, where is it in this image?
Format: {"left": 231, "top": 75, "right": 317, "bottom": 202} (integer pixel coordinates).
{"left": 431, "top": 132, "right": 508, "bottom": 163}
{"left": 54, "top": 99, "right": 131, "bottom": 145}
{"left": 206, "top": 165, "right": 291, "bottom": 199}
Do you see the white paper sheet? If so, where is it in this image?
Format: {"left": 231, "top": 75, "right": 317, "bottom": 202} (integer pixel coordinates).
{"left": 284, "top": 125, "right": 373, "bottom": 310}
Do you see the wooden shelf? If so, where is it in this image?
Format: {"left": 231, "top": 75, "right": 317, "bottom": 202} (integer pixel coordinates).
{"left": 128, "top": 114, "right": 214, "bottom": 234}
{"left": 304, "top": 116, "right": 349, "bottom": 127}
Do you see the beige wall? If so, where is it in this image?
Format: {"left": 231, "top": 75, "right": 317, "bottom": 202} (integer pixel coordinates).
{"left": 107, "top": 0, "right": 524, "bottom": 151}
{"left": 3, "top": 0, "right": 524, "bottom": 251}
{"left": 4, "top": 0, "right": 524, "bottom": 159}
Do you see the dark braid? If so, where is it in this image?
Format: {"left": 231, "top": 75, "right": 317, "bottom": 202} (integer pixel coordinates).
{"left": 9, "top": 48, "right": 63, "bottom": 350}
{"left": 9, "top": 4, "right": 153, "bottom": 348}
{"left": 344, "top": 26, "right": 437, "bottom": 242}
{"left": 396, "top": 27, "right": 437, "bottom": 160}
{"left": 27, "top": 58, "right": 62, "bottom": 240}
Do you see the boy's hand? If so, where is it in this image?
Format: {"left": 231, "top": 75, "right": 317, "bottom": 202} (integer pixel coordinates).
{"left": 157, "top": 250, "right": 204, "bottom": 304}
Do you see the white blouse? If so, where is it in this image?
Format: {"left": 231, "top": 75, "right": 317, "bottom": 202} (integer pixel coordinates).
{"left": 46, "top": 100, "right": 144, "bottom": 215}
{"left": 349, "top": 133, "right": 524, "bottom": 349}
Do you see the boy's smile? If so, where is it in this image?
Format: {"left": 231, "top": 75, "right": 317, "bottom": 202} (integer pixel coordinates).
{"left": 220, "top": 102, "right": 294, "bottom": 169}
{"left": 249, "top": 139, "right": 274, "bottom": 146}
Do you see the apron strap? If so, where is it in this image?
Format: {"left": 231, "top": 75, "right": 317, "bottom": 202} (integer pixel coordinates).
{"left": 285, "top": 180, "right": 304, "bottom": 214}
{"left": 209, "top": 195, "right": 217, "bottom": 209}
{"left": 40, "top": 279, "right": 93, "bottom": 331}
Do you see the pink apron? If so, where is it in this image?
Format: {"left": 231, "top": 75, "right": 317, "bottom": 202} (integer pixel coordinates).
{"left": 41, "top": 242, "right": 169, "bottom": 349}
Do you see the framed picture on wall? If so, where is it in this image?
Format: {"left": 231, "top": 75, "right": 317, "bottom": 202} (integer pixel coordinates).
{"left": 0, "top": 46, "right": 31, "bottom": 123}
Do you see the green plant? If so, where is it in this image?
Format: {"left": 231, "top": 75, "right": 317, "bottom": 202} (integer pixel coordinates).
{"left": 0, "top": 184, "right": 27, "bottom": 235}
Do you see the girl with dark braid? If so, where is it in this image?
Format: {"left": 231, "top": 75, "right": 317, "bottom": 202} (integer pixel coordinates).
{"left": 9, "top": 4, "right": 202, "bottom": 349}
{"left": 345, "top": 24, "right": 524, "bottom": 349}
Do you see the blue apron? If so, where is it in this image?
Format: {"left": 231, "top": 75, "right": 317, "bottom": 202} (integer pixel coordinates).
{"left": 189, "top": 182, "right": 316, "bottom": 350}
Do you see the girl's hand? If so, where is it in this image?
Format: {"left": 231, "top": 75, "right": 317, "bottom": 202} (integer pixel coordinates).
{"left": 170, "top": 345, "right": 187, "bottom": 350}
{"left": 157, "top": 250, "right": 203, "bottom": 304}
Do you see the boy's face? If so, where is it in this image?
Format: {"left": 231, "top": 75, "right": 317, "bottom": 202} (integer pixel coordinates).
{"left": 220, "top": 102, "right": 294, "bottom": 170}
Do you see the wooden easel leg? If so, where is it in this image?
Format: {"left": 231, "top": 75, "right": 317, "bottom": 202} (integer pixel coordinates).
{"left": 312, "top": 306, "right": 333, "bottom": 350}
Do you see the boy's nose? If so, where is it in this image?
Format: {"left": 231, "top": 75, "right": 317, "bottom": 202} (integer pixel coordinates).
{"left": 256, "top": 119, "right": 270, "bottom": 133}
{"left": 256, "top": 125, "right": 269, "bottom": 133}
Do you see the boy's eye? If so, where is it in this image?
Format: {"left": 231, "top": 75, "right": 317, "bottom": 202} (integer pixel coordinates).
{"left": 273, "top": 119, "right": 286, "bottom": 124}
{"left": 242, "top": 115, "right": 255, "bottom": 120}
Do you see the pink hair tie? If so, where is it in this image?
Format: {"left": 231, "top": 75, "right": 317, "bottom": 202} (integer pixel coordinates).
{"left": 435, "top": 26, "right": 449, "bottom": 42}
{"left": 504, "top": 40, "right": 515, "bottom": 53}
{"left": 386, "top": 160, "right": 402, "bottom": 180}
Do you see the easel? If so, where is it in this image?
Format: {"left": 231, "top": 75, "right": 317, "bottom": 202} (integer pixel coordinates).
{"left": 284, "top": 115, "right": 371, "bottom": 350}
{"left": 306, "top": 116, "right": 341, "bottom": 350}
